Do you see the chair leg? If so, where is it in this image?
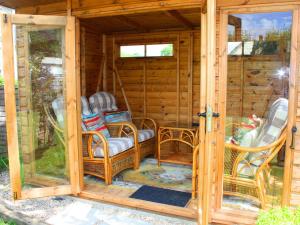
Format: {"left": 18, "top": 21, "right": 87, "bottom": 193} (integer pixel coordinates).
{"left": 257, "top": 180, "right": 266, "bottom": 209}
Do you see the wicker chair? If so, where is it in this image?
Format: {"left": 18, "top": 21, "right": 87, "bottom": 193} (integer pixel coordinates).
{"left": 45, "top": 97, "right": 139, "bottom": 185}
{"left": 88, "top": 92, "right": 157, "bottom": 166}
{"left": 224, "top": 98, "right": 288, "bottom": 208}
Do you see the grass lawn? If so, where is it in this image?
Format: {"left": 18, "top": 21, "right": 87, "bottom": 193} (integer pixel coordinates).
{"left": 0, "top": 218, "right": 16, "bottom": 225}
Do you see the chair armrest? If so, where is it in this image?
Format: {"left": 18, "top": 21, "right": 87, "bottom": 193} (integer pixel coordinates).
{"left": 225, "top": 130, "right": 286, "bottom": 153}
{"left": 132, "top": 117, "right": 157, "bottom": 135}
{"left": 82, "top": 131, "right": 109, "bottom": 161}
{"left": 106, "top": 121, "right": 139, "bottom": 146}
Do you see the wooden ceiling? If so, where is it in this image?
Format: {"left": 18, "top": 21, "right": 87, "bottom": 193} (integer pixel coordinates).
{"left": 81, "top": 8, "right": 201, "bottom": 34}
{"left": 0, "top": 0, "right": 62, "bottom": 8}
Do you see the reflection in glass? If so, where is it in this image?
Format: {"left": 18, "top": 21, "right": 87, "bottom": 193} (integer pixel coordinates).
{"left": 15, "top": 26, "right": 69, "bottom": 188}
{"left": 223, "top": 12, "right": 292, "bottom": 211}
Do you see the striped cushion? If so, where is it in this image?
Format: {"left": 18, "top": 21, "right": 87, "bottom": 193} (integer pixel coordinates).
{"left": 137, "top": 129, "right": 155, "bottom": 142}
{"left": 81, "top": 96, "right": 93, "bottom": 131}
{"left": 52, "top": 97, "right": 65, "bottom": 128}
{"left": 89, "top": 92, "right": 118, "bottom": 113}
{"left": 104, "top": 111, "right": 131, "bottom": 123}
{"left": 93, "top": 137, "right": 134, "bottom": 157}
{"left": 82, "top": 113, "right": 110, "bottom": 140}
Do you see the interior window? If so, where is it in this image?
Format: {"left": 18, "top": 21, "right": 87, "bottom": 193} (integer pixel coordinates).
{"left": 120, "top": 45, "right": 145, "bottom": 58}
{"left": 146, "top": 44, "right": 173, "bottom": 57}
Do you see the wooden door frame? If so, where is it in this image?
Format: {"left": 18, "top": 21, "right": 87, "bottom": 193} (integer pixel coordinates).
{"left": 2, "top": 14, "right": 80, "bottom": 199}
{"left": 215, "top": 3, "right": 300, "bottom": 222}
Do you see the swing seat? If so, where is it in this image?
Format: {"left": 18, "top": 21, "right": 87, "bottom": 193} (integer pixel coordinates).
{"left": 88, "top": 92, "right": 157, "bottom": 166}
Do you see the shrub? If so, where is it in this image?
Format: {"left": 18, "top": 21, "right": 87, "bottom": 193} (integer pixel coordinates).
{"left": 256, "top": 207, "right": 300, "bottom": 225}
{"left": 0, "top": 218, "right": 16, "bottom": 225}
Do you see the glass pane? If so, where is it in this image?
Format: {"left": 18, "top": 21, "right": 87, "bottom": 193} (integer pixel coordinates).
{"left": 14, "top": 25, "right": 69, "bottom": 188}
{"left": 224, "top": 12, "right": 292, "bottom": 211}
{"left": 120, "top": 45, "right": 145, "bottom": 57}
{"left": 146, "top": 44, "right": 173, "bottom": 57}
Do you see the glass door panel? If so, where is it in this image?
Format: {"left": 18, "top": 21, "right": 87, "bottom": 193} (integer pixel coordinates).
{"left": 15, "top": 25, "right": 69, "bottom": 188}
{"left": 223, "top": 12, "right": 292, "bottom": 211}
{"left": 2, "top": 14, "right": 78, "bottom": 199}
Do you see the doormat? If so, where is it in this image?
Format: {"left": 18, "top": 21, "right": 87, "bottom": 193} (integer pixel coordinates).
{"left": 130, "top": 185, "right": 191, "bottom": 207}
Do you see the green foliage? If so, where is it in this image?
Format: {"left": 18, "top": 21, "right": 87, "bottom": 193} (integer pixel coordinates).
{"left": 0, "top": 218, "right": 16, "bottom": 225}
{"left": 160, "top": 44, "right": 173, "bottom": 56}
{"left": 0, "top": 156, "right": 8, "bottom": 172}
{"left": 256, "top": 207, "right": 300, "bottom": 225}
{"left": 0, "top": 77, "right": 4, "bottom": 86}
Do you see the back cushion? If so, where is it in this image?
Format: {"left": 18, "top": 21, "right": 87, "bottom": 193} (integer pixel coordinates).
{"left": 82, "top": 113, "right": 111, "bottom": 141}
{"left": 89, "top": 92, "right": 118, "bottom": 113}
{"left": 81, "top": 96, "right": 92, "bottom": 115}
{"left": 52, "top": 97, "right": 65, "bottom": 128}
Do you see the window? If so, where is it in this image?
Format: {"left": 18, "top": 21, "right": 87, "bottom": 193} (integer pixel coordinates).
{"left": 120, "top": 43, "right": 174, "bottom": 58}
{"left": 120, "top": 45, "right": 144, "bottom": 58}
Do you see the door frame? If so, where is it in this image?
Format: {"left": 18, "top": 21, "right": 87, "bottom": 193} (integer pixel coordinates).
{"left": 216, "top": 3, "right": 300, "bottom": 217}
{"left": 2, "top": 14, "right": 80, "bottom": 199}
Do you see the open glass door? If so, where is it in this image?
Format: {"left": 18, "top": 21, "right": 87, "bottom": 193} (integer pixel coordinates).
{"left": 2, "top": 14, "right": 79, "bottom": 200}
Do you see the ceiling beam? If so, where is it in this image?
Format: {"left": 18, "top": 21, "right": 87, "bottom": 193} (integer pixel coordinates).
{"left": 116, "top": 15, "right": 148, "bottom": 33}
{"left": 165, "top": 10, "right": 194, "bottom": 29}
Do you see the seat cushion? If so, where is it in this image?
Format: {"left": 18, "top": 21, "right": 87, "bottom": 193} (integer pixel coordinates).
{"left": 93, "top": 137, "right": 134, "bottom": 157}
{"left": 104, "top": 111, "right": 132, "bottom": 123}
{"left": 89, "top": 92, "right": 118, "bottom": 113}
{"left": 236, "top": 161, "right": 258, "bottom": 178}
{"left": 137, "top": 129, "right": 155, "bottom": 142}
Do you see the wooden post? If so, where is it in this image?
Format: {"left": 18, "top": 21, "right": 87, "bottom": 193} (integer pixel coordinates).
{"left": 2, "top": 14, "right": 22, "bottom": 199}
{"left": 75, "top": 18, "right": 84, "bottom": 191}
{"left": 67, "top": 0, "right": 72, "bottom": 16}
{"left": 103, "top": 34, "right": 107, "bottom": 91}
{"left": 143, "top": 60, "right": 147, "bottom": 117}
{"left": 80, "top": 27, "right": 86, "bottom": 96}
{"left": 198, "top": 0, "right": 216, "bottom": 224}
{"left": 176, "top": 34, "right": 180, "bottom": 126}
{"left": 113, "top": 36, "right": 116, "bottom": 95}
{"left": 188, "top": 32, "right": 194, "bottom": 126}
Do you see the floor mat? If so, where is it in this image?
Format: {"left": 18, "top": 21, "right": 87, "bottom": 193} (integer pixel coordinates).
{"left": 130, "top": 185, "right": 191, "bottom": 207}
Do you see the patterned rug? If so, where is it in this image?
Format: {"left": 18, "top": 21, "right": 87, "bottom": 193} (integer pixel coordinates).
{"left": 115, "top": 158, "right": 192, "bottom": 192}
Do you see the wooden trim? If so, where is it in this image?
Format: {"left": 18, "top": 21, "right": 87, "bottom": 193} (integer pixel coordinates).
{"left": 188, "top": 32, "right": 194, "bottom": 125}
{"left": 282, "top": 7, "right": 300, "bottom": 206}
{"left": 212, "top": 208, "right": 257, "bottom": 225}
{"left": 71, "top": 0, "right": 202, "bottom": 18}
{"left": 221, "top": 4, "right": 299, "bottom": 13}
{"left": 176, "top": 34, "right": 180, "bottom": 126}
{"left": 80, "top": 26, "right": 86, "bottom": 96}
{"left": 11, "top": 14, "right": 67, "bottom": 25}
{"left": 199, "top": 0, "right": 217, "bottom": 224}
{"left": 103, "top": 34, "right": 107, "bottom": 91}
{"left": 1, "top": 13, "right": 22, "bottom": 199}
{"left": 80, "top": 191, "right": 197, "bottom": 219}
{"left": 75, "top": 18, "right": 84, "bottom": 191}
{"left": 215, "top": 9, "right": 228, "bottom": 210}
{"left": 67, "top": 0, "right": 72, "bottom": 16}
{"left": 65, "top": 16, "right": 80, "bottom": 195}
{"left": 113, "top": 35, "right": 116, "bottom": 95}
{"left": 21, "top": 185, "right": 72, "bottom": 199}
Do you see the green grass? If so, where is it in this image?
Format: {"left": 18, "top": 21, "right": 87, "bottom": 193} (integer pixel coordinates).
{"left": 257, "top": 207, "right": 300, "bottom": 225}
{"left": 0, "top": 218, "right": 16, "bottom": 225}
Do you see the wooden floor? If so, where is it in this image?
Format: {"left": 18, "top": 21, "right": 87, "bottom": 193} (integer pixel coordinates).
{"left": 80, "top": 182, "right": 198, "bottom": 219}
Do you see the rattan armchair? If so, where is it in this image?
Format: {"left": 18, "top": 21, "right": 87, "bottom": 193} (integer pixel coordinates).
{"left": 82, "top": 122, "right": 139, "bottom": 184}
{"left": 223, "top": 129, "right": 287, "bottom": 209}
{"left": 89, "top": 92, "right": 157, "bottom": 166}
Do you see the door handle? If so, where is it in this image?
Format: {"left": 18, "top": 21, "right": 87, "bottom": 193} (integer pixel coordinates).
{"left": 197, "top": 112, "right": 220, "bottom": 118}
{"left": 290, "top": 126, "right": 297, "bottom": 149}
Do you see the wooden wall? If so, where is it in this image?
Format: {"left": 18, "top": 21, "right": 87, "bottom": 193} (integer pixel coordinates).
{"left": 227, "top": 55, "right": 288, "bottom": 119}
{"left": 80, "top": 24, "right": 103, "bottom": 97}
{"left": 102, "top": 31, "right": 200, "bottom": 127}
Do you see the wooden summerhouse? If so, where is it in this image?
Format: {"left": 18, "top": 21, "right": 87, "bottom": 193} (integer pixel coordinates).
{"left": 2, "top": 0, "right": 300, "bottom": 224}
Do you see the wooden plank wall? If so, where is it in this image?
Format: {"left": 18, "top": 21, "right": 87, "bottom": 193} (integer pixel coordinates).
{"left": 81, "top": 24, "right": 103, "bottom": 97}
{"left": 103, "top": 31, "right": 200, "bottom": 127}
{"left": 227, "top": 55, "right": 286, "bottom": 119}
